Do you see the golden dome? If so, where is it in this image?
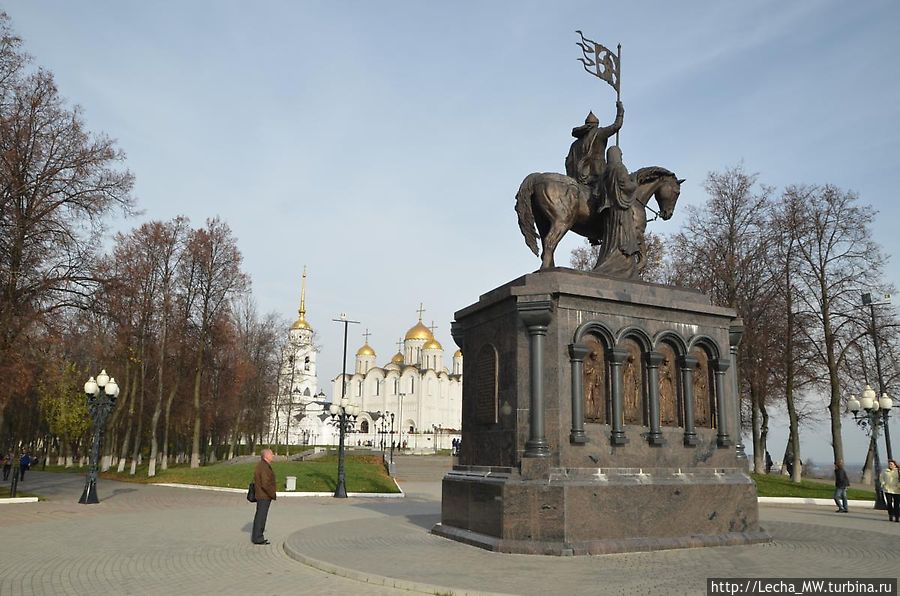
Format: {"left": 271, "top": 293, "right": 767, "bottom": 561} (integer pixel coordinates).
{"left": 454, "top": 349, "right": 462, "bottom": 358}
{"left": 291, "top": 315, "right": 312, "bottom": 330}
{"left": 423, "top": 338, "right": 443, "bottom": 350}
{"left": 391, "top": 352, "right": 404, "bottom": 364}
{"left": 405, "top": 320, "right": 433, "bottom": 341}
{"left": 356, "top": 343, "right": 375, "bottom": 357}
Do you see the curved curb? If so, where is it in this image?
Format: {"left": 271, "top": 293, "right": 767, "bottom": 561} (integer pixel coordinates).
{"left": 0, "top": 497, "right": 39, "bottom": 504}
{"left": 759, "top": 497, "right": 874, "bottom": 507}
{"left": 282, "top": 539, "right": 513, "bottom": 596}
{"left": 152, "top": 480, "right": 404, "bottom": 498}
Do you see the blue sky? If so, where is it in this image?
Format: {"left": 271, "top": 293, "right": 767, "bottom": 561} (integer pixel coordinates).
{"left": 7, "top": 1, "right": 899, "bottom": 466}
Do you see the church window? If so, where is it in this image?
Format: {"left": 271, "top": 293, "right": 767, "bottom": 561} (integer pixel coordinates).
{"left": 304, "top": 388, "right": 311, "bottom": 396}
{"left": 358, "top": 380, "right": 363, "bottom": 396}
{"left": 360, "top": 420, "right": 369, "bottom": 433}
{"left": 410, "top": 377, "right": 415, "bottom": 393}
{"left": 394, "top": 378, "right": 399, "bottom": 394}
{"left": 304, "top": 357, "right": 310, "bottom": 371}
{"left": 375, "top": 380, "right": 380, "bottom": 396}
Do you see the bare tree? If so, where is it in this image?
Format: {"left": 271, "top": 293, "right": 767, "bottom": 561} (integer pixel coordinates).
{"left": 0, "top": 12, "right": 134, "bottom": 433}
{"left": 667, "top": 165, "right": 777, "bottom": 473}
{"left": 768, "top": 191, "right": 821, "bottom": 481}
{"left": 786, "top": 184, "right": 885, "bottom": 468}
{"left": 181, "top": 218, "right": 248, "bottom": 468}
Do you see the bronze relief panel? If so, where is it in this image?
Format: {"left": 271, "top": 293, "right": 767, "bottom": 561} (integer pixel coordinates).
{"left": 690, "top": 347, "right": 715, "bottom": 428}
{"left": 582, "top": 336, "right": 607, "bottom": 424}
{"left": 622, "top": 338, "right": 643, "bottom": 425}
{"left": 658, "top": 343, "right": 678, "bottom": 427}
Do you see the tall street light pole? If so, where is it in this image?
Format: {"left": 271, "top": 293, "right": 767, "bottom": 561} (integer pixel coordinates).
{"left": 331, "top": 313, "right": 359, "bottom": 498}
{"left": 862, "top": 292, "right": 893, "bottom": 459}
{"left": 79, "top": 370, "right": 120, "bottom": 504}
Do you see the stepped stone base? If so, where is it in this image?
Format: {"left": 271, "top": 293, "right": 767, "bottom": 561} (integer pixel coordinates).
{"left": 433, "top": 466, "right": 769, "bottom": 555}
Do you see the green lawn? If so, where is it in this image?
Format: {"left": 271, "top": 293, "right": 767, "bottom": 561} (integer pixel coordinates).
{"left": 44, "top": 455, "right": 399, "bottom": 493}
{"left": 752, "top": 473, "right": 875, "bottom": 500}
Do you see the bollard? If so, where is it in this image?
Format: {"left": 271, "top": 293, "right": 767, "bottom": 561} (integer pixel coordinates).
{"left": 285, "top": 476, "right": 297, "bottom": 491}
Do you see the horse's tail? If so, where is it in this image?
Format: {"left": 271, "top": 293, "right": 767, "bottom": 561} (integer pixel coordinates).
{"left": 515, "top": 173, "right": 541, "bottom": 256}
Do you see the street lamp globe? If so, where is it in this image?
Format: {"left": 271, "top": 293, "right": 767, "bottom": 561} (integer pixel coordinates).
{"left": 105, "top": 377, "right": 119, "bottom": 397}
{"left": 84, "top": 377, "right": 99, "bottom": 396}
{"left": 860, "top": 385, "right": 876, "bottom": 410}
{"left": 880, "top": 393, "right": 893, "bottom": 411}
{"left": 96, "top": 369, "right": 109, "bottom": 388}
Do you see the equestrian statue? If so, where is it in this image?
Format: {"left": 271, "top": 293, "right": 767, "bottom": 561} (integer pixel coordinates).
{"left": 515, "top": 33, "right": 684, "bottom": 279}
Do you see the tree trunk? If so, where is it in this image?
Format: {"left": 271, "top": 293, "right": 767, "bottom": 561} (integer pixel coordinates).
{"left": 759, "top": 399, "right": 769, "bottom": 470}
{"left": 129, "top": 355, "right": 147, "bottom": 475}
{"left": 861, "top": 437, "right": 875, "bottom": 484}
{"left": 784, "top": 285, "right": 802, "bottom": 482}
{"left": 751, "top": 383, "right": 763, "bottom": 473}
{"left": 117, "top": 375, "right": 137, "bottom": 473}
{"left": 148, "top": 314, "right": 168, "bottom": 478}
{"left": 160, "top": 380, "right": 179, "bottom": 471}
{"left": 190, "top": 346, "right": 204, "bottom": 468}
{"left": 228, "top": 409, "right": 243, "bottom": 461}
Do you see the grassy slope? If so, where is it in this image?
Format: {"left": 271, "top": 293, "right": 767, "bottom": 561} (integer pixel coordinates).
{"left": 42, "top": 455, "right": 398, "bottom": 493}
{"left": 752, "top": 473, "right": 875, "bottom": 500}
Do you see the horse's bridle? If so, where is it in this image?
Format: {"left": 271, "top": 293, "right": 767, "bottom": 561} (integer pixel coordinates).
{"left": 636, "top": 194, "right": 660, "bottom": 222}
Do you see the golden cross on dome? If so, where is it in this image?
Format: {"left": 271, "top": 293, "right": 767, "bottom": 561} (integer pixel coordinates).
{"left": 362, "top": 328, "right": 371, "bottom": 344}
{"left": 416, "top": 303, "right": 426, "bottom": 321}
{"left": 396, "top": 337, "right": 404, "bottom": 352}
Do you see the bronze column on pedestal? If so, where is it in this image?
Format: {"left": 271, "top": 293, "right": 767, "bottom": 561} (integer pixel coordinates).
{"left": 518, "top": 300, "right": 553, "bottom": 458}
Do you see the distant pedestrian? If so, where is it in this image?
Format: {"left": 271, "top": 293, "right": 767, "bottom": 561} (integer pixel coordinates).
{"left": 19, "top": 452, "right": 30, "bottom": 481}
{"left": 251, "top": 448, "right": 277, "bottom": 545}
{"left": 1, "top": 453, "right": 10, "bottom": 481}
{"left": 765, "top": 451, "right": 773, "bottom": 474}
{"left": 833, "top": 462, "right": 850, "bottom": 513}
{"left": 879, "top": 459, "right": 899, "bottom": 522}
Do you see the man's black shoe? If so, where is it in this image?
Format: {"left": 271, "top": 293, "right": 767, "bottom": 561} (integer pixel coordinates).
{"left": 252, "top": 540, "right": 270, "bottom": 545}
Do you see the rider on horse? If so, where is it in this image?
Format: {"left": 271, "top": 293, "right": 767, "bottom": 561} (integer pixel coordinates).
{"left": 564, "top": 100, "right": 624, "bottom": 210}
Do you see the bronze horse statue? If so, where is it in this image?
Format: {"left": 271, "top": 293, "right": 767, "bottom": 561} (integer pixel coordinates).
{"left": 515, "top": 167, "right": 683, "bottom": 272}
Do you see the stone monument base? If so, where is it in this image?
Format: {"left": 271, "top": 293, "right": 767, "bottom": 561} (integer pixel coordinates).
{"left": 432, "top": 465, "right": 768, "bottom": 555}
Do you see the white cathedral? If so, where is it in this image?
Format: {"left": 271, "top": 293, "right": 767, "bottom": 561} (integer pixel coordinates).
{"left": 267, "top": 272, "right": 462, "bottom": 452}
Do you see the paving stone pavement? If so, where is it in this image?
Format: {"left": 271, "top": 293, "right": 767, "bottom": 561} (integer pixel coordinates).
{"left": 1, "top": 459, "right": 898, "bottom": 595}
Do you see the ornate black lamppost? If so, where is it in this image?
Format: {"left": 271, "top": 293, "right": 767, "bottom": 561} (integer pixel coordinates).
{"left": 376, "top": 411, "right": 388, "bottom": 458}
{"left": 331, "top": 313, "right": 359, "bottom": 498}
{"left": 861, "top": 292, "right": 894, "bottom": 459}
{"left": 848, "top": 385, "right": 893, "bottom": 510}
{"left": 329, "top": 398, "right": 359, "bottom": 498}
{"left": 388, "top": 412, "right": 395, "bottom": 466}
{"left": 432, "top": 423, "right": 443, "bottom": 454}
{"left": 79, "top": 370, "right": 119, "bottom": 504}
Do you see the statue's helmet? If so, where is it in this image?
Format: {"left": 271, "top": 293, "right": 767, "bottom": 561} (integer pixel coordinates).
{"left": 571, "top": 111, "right": 600, "bottom": 138}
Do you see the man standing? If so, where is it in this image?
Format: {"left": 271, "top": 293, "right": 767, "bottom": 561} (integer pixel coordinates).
{"left": 19, "top": 452, "right": 30, "bottom": 481}
{"left": 252, "top": 449, "right": 277, "bottom": 545}
{"left": 833, "top": 462, "right": 850, "bottom": 513}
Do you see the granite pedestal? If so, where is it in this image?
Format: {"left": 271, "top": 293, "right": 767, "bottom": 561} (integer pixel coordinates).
{"left": 432, "top": 268, "right": 768, "bottom": 555}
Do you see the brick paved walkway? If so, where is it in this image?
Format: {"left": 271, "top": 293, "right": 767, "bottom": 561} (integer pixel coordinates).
{"left": 1, "top": 459, "right": 897, "bottom": 595}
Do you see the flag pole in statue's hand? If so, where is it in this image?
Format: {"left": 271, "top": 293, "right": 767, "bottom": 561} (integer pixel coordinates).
{"left": 575, "top": 30, "right": 621, "bottom": 145}
{"left": 616, "top": 43, "right": 621, "bottom": 147}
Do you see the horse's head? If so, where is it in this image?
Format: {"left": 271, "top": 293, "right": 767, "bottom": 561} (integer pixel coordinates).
{"left": 655, "top": 175, "right": 684, "bottom": 220}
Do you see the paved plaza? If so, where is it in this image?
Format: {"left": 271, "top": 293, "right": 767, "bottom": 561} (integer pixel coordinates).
{"left": 1, "top": 457, "right": 898, "bottom": 595}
